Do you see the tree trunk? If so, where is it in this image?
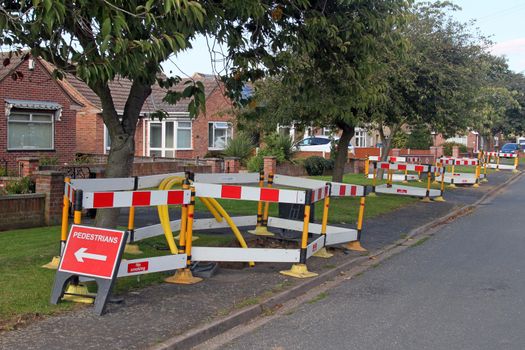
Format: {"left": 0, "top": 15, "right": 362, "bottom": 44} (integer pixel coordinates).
{"left": 93, "top": 80, "right": 152, "bottom": 228}
{"left": 377, "top": 123, "right": 399, "bottom": 179}
{"left": 332, "top": 122, "right": 354, "bottom": 182}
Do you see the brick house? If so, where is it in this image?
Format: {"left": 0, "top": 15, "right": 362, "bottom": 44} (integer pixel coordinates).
{"left": 1, "top": 53, "right": 236, "bottom": 172}
{"left": 0, "top": 53, "right": 84, "bottom": 172}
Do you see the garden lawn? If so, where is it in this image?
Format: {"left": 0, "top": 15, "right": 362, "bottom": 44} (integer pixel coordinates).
{"left": 0, "top": 173, "right": 418, "bottom": 331}
{"left": 0, "top": 226, "right": 231, "bottom": 332}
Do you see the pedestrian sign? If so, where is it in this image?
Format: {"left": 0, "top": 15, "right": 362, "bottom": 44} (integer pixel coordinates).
{"left": 59, "top": 225, "right": 125, "bottom": 279}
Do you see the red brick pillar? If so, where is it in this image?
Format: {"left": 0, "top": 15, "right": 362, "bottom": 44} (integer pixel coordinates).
{"left": 36, "top": 171, "right": 65, "bottom": 225}
{"left": 263, "top": 156, "right": 277, "bottom": 179}
{"left": 17, "top": 157, "right": 40, "bottom": 177}
{"left": 206, "top": 158, "right": 223, "bottom": 173}
{"left": 224, "top": 157, "right": 240, "bottom": 173}
{"left": 452, "top": 146, "right": 460, "bottom": 158}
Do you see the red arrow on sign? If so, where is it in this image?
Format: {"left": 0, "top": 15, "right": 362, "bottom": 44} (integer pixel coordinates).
{"left": 74, "top": 248, "right": 107, "bottom": 263}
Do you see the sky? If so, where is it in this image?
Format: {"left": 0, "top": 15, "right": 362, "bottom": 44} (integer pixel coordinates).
{"left": 162, "top": 1, "right": 525, "bottom": 77}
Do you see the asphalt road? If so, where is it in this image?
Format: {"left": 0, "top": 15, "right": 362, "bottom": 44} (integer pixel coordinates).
{"left": 221, "top": 174, "right": 525, "bottom": 350}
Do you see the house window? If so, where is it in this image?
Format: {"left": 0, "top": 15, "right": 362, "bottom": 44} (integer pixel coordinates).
{"left": 323, "top": 127, "right": 332, "bottom": 137}
{"left": 104, "top": 125, "right": 111, "bottom": 153}
{"left": 149, "top": 119, "right": 192, "bottom": 157}
{"left": 355, "top": 128, "right": 367, "bottom": 147}
{"left": 208, "top": 122, "right": 232, "bottom": 150}
{"left": 8, "top": 111, "right": 54, "bottom": 150}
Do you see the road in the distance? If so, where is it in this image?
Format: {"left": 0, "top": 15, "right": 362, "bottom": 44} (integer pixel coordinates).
{"left": 220, "top": 174, "right": 525, "bottom": 350}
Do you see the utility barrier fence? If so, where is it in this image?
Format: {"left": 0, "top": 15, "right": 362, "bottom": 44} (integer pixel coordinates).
{"left": 46, "top": 171, "right": 369, "bottom": 314}
{"left": 438, "top": 156, "right": 482, "bottom": 187}
{"left": 484, "top": 152, "right": 519, "bottom": 172}
{"left": 364, "top": 156, "right": 445, "bottom": 202}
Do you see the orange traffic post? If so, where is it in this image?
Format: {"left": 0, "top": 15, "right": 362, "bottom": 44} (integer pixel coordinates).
{"left": 313, "top": 186, "right": 333, "bottom": 258}
{"left": 248, "top": 171, "right": 272, "bottom": 236}
{"left": 346, "top": 196, "right": 368, "bottom": 252}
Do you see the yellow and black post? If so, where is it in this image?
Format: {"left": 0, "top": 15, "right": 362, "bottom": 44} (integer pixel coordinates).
{"left": 364, "top": 156, "right": 370, "bottom": 178}
{"left": 280, "top": 189, "right": 318, "bottom": 278}
{"left": 43, "top": 177, "right": 71, "bottom": 269}
{"left": 124, "top": 177, "right": 143, "bottom": 255}
{"left": 513, "top": 154, "right": 519, "bottom": 173}
{"left": 63, "top": 189, "right": 96, "bottom": 303}
{"left": 248, "top": 171, "right": 273, "bottom": 236}
{"left": 346, "top": 194, "right": 368, "bottom": 252}
{"left": 166, "top": 182, "right": 202, "bottom": 285}
{"left": 496, "top": 153, "right": 501, "bottom": 171}
{"left": 449, "top": 162, "right": 456, "bottom": 188}
{"left": 434, "top": 163, "right": 446, "bottom": 202}
{"left": 178, "top": 181, "right": 190, "bottom": 254}
{"left": 313, "top": 184, "right": 333, "bottom": 258}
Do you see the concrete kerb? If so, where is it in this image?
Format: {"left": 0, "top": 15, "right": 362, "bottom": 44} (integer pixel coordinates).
{"left": 150, "top": 170, "right": 522, "bottom": 350}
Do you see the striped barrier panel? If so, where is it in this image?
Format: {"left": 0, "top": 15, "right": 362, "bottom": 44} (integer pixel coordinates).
{"left": 193, "top": 182, "right": 307, "bottom": 204}
{"left": 273, "top": 174, "right": 366, "bottom": 197}
{"left": 439, "top": 158, "right": 478, "bottom": 166}
{"left": 499, "top": 152, "right": 517, "bottom": 158}
{"left": 193, "top": 172, "right": 260, "bottom": 184}
{"left": 82, "top": 189, "right": 191, "bottom": 209}
{"left": 70, "top": 172, "right": 186, "bottom": 192}
{"left": 376, "top": 162, "right": 436, "bottom": 173}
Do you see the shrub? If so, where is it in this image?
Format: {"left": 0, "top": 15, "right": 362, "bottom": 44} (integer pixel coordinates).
{"left": 223, "top": 132, "right": 255, "bottom": 165}
{"left": 304, "top": 156, "right": 334, "bottom": 176}
{"left": 5, "top": 177, "right": 35, "bottom": 194}
{"left": 247, "top": 154, "right": 264, "bottom": 172}
{"left": 443, "top": 142, "right": 468, "bottom": 156}
{"left": 406, "top": 124, "right": 432, "bottom": 149}
{"left": 264, "top": 133, "right": 295, "bottom": 162}
{"left": 39, "top": 156, "right": 59, "bottom": 166}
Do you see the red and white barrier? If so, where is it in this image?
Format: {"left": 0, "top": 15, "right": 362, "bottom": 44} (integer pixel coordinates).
{"left": 438, "top": 157, "right": 480, "bottom": 185}
{"left": 193, "top": 182, "right": 307, "bottom": 204}
{"left": 82, "top": 189, "right": 191, "bottom": 209}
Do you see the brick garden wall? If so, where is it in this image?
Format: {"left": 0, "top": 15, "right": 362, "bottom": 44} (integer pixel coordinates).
{"left": 0, "top": 193, "right": 45, "bottom": 231}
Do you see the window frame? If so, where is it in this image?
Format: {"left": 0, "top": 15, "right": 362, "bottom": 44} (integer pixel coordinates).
{"left": 354, "top": 128, "right": 367, "bottom": 148}
{"left": 208, "top": 121, "right": 233, "bottom": 150}
{"left": 7, "top": 110, "right": 55, "bottom": 151}
{"left": 148, "top": 119, "right": 193, "bottom": 157}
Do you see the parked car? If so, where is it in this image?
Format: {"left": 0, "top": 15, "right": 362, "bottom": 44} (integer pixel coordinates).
{"left": 294, "top": 136, "right": 355, "bottom": 153}
{"left": 500, "top": 143, "right": 520, "bottom": 154}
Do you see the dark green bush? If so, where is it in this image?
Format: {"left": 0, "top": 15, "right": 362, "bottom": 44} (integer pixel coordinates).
{"left": 247, "top": 154, "right": 264, "bottom": 172}
{"left": 223, "top": 132, "right": 255, "bottom": 165}
{"left": 5, "top": 177, "right": 35, "bottom": 194}
{"left": 443, "top": 142, "right": 468, "bottom": 156}
{"left": 406, "top": 124, "right": 432, "bottom": 149}
{"left": 304, "top": 156, "right": 334, "bottom": 176}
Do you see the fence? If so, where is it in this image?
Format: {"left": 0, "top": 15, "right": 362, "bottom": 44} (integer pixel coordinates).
{"left": 0, "top": 193, "right": 45, "bottom": 231}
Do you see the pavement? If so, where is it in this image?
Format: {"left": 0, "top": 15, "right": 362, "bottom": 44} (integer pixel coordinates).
{"left": 0, "top": 171, "right": 515, "bottom": 350}
{"left": 218, "top": 172, "right": 525, "bottom": 350}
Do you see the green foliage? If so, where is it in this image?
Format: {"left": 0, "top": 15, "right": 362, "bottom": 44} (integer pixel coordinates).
{"left": 4, "top": 177, "right": 35, "bottom": 195}
{"left": 39, "top": 156, "right": 59, "bottom": 166}
{"left": 223, "top": 132, "right": 254, "bottom": 165}
{"left": 392, "top": 132, "right": 409, "bottom": 148}
{"left": 304, "top": 156, "right": 334, "bottom": 176}
{"left": 406, "top": 124, "right": 432, "bottom": 149}
{"left": 247, "top": 154, "right": 264, "bottom": 172}
{"left": 443, "top": 142, "right": 468, "bottom": 156}
{"left": 264, "top": 133, "right": 295, "bottom": 162}
{"left": 73, "top": 154, "right": 95, "bottom": 165}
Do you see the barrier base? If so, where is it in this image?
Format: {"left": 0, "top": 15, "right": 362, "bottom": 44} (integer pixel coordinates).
{"left": 472, "top": 183, "right": 480, "bottom": 188}
{"left": 313, "top": 247, "right": 333, "bottom": 259}
{"left": 63, "top": 284, "right": 96, "bottom": 304}
{"left": 448, "top": 184, "right": 456, "bottom": 188}
{"left": 513, "top": 169, "right": 519, "bottom": 173}
{"left": 420, "top": 197, "right": 432, "bottom": 203}
{"left": 248, "top": 226, "right": 275, "bottom": 237}
{"left": 164, "top": 268, "right": 203, "bottom": 285}
{"left": 346, "top": 240, "right": 367, "bottom": 252}
{"left": 124, "top": 244, "right": 143, "bottom": 255}
{"left": 42, "top": 256, "right": 60, "bottom": 270}
{"left": 280, "top": 264, "right": 318, "bottom": 278}
{"left": 481, "top": 178, "right": 489, "bottom": 183}
{"left": 433, "top": 196, "right": 446, "bottom": 202}
{"left": 174, "top": 234, "right": 200, "bottom": 241}
{"left": 367, "top": 192, "right": 377, "bottom": 197}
